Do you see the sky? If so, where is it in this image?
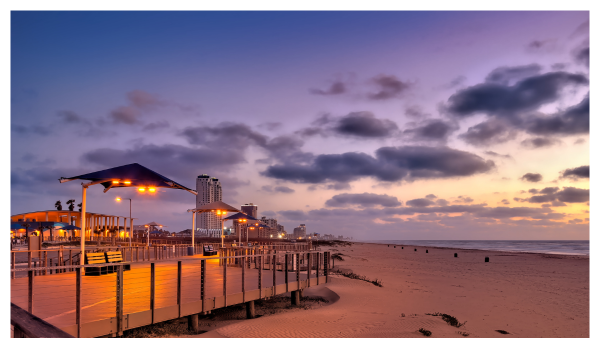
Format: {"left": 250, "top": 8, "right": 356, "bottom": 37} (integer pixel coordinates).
{"left": 10, "top": 11, "right": 590, "bottom": 240}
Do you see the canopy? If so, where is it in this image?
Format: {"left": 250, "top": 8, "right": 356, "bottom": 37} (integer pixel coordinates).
{"left": 11, "top": 221, "right": 70, "bottom": 230}
{"left": 11, "top": 223, "right": 25, "bottom": 230}
{"left": 188, "top": 201, "right": 241, "bottom": 213}
{"left": 59, "top": 163, "right": 197, "bottom": 195}
{"left": 223, "top": 212, "right": 258, "bottom": 221}
{"left": 60, "top": 225, "right": 81, "bottom": 230}
{"left": 145, "top": 221, "right": 165, "bottom": 227}
{"left": 149, "top": 230, "right": 164, "bottom": 234}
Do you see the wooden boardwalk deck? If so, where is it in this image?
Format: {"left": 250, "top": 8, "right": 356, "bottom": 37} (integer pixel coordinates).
{"left": 11, "top": 252, "right": 329, "bottom": 338}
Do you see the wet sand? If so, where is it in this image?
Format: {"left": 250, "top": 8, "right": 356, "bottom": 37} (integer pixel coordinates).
{"left": 171, "top": 242, "right": 589, "bottom": 337}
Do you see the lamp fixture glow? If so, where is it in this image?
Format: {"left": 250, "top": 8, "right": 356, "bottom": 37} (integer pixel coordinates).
{"left": 116, "top": 197, "right": 122, "bottom": 202}
{"left": 148, "top": 187, "right": 156, "bottom": 192}
{"left": 112, "top": 180, "right": 120, "bottom": 184}
{"left": 124, "top": 181, "right": 131, "bottom": 185}
{"left": 138, "top": 187, "right": 146, "bottom": 192}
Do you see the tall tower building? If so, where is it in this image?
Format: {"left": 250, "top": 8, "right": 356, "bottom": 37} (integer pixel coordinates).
{"left": 196, "top": 175, "right": 223, "bottom": 230}
{"left": 241, "top": 203, "right": 258, "bottom": 218}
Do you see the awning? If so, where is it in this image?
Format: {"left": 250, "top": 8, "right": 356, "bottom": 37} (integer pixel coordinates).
{"left": 59, "top": 163, "right": 197, "bottom": 195}
{"left": 188, "top": 201, "right": 241, "bottom": 213}
{"left": 223, "top": 212, "right": 258, "bottom": 221}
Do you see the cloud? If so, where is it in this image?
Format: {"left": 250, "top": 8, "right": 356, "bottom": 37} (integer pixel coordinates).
{"left": 455, "top": 195, "right": 474, "bottom": 203}
{"left": 406, "top": 198, "right": 435, "bottom": 207}
{"left": 261, "top": 185, "right": 295, "bottom": 194}
{"left": 278, "top": 210, "right": 309, "bottom": 221}
{"left": 521, "top": 137, "right": 561, "bottom": 149}
{"left": 519, "top": 186, "right": 589, "bottom": 204}
{"left": 57, "top": 110, "right": 87, "bottom": 124}
{"left": 436, "top": 199, "right": 449, "bottom": 206}
{"left": 484, "top": 151, "right": 512, "bottom": 159}
{"left": 11, "top": 124, "right": 52, "bottom": 136}
{"left": 485, "top": 64, "right": 542, "bottom": 85}
{"left": 257, "top": 122, "right": 282, "bottom": 131}
{"left": 127, "top": 90, "right": 164, "bottom": 109}
{"left": 367, "top": 74, "right": 410, "bottom": 100}
{"left": 262, "top": 145, "right": 495, "bottom": 184}
{"left": 110, "top": 106, "right": 140, "bottom": 124}
{"left": 301, "top": 111, "right": 399, "bottom": 139}
{"left": 524, "top": 94, "right": 589, "bottom": 136}
{"left": 446, "top": 71, "right": 588, "bottom": 118}
{"left": 521, "top": 173, "right": 542, "bottom": 182}
{"left": 560, "top": 165, "right": 589, "bottom": 180}
{"left": 143, "top": 120, "right": 170, "bottom": 131}
{"left": 574, "top": 47, "right": 589, "bottom": 67}
{"left": 501, "top": 199, "right": 510, "bottom": 205}
{"left": 326, "top": 193, "right": 401, "bottom": 208}
{"left": 310, "top": 81, "right": 347, "bottom": 95}
{"left": 425, "top": 194, "right": 437, "bottom": 200}
{"left": 403, "top": 119, "right": 458, "bottom": 142}
{"left": 404, "top": 106, "right": 427, "bottom": 119}
{"left": 459, "top": 118, "right": 517, "bottom": 146}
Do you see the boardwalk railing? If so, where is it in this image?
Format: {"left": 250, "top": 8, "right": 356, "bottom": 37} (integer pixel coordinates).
{"left": 11, "top": 250, "right": 331, "bottom": 338}
{"left": 11, "top": 243, "right": 315, "bottom": 280}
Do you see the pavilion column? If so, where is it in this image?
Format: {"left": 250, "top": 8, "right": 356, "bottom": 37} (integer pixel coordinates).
{"left": 117, "top": 217, "right": 120, "bottom": 241}
{"left": 130, "top": 218, "right": 133, "bottom": 243}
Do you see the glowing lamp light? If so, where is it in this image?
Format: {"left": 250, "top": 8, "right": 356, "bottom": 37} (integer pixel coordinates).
{"left": 138, "top": 187, "right": 146, "bottom": 192}
{"left": 124, "top": 181, "right": 131, "bottom": 185}
{"left": 116, "top": 197, "right": 122, "bottom": 202}
{"left": 112, "top": 180, "right": 120, "bottom": 184}
{"left": 148, "top": 187, "right": 156, "bottom": 192}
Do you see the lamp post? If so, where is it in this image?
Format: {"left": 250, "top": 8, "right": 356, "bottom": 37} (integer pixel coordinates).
{"left": 116, "top": 197, "right": 132, "bottom": 247}
{"left": 215, "top": 210, "right": 227, "bottom": 247}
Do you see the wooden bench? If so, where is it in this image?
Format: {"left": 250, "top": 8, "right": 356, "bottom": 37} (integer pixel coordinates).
{"left": 105, "top": 251, "right": 130, "bottom": 273}
{"left": 84, "top": 252, "right": 108, "bottom": 276}
{"left": 203, "top": 245, "right": 218, "bottom": 256}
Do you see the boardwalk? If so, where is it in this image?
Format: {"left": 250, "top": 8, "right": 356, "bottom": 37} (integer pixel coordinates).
{"left": 11, "top": 250, "right": 330, "bottom": 338}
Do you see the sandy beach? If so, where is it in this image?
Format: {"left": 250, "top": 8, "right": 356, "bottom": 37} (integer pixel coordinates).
{"left": 165, "top": 242, "right": 588, "bottom": 338}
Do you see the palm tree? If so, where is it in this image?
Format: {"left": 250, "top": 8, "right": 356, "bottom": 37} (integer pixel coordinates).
{"left": 55, "top": 200, "right": 62, "bottom": 211}
{"left": 22, "top": 223, "right": 32, "bottom": 242}
{"left": 66, "top": 199, "right": 75, "bottom": 211}
{"left": 331, "top": 253, "right": 344, "bottom": 269}
{"left": 77, "top": 203, "right": 82, "bottom": 212}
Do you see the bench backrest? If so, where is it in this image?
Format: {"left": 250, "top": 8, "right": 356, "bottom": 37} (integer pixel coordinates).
{"left": 208, "top": 245, "right": 214, "bottom": 251}
{"left": 86, "top": 252, "right": 106, "bottom": 265}
{"left": 105, "top": 251, "right": 123, "bottom": 263}
{"left": 204, "top": 245, "right": 209, "bottom": 250}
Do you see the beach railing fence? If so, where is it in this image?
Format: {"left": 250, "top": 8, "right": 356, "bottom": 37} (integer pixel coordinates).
{"left": 11, "top": 250, "right": 331, "bottom": 338}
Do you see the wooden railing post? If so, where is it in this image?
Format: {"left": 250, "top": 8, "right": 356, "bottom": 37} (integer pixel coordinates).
{"left": 325, "top": 252, "right": 329, "bottom": 283}
{"left": 272, "top": 252, "right": 276, "bottom": 292}
{"left": 296, "top": 253, "right": 300, "bottom": 291}
{"left": 150, "top": 263, "right": 155, "bottom": 324}
{"left": 200, "top": 260, "right": 205, "bottom": 313}
{"left": 316, "top": 252, "right": 320, "bottom": 285}
{"left": 116, "top": 265, "right": 124, "bottom": 335}
{"left": 11, "top": 252, "right": 15, "bottom": 279}
{"left": 258, "top": 256, "right": 262, "bottom": 299}
{"left": 76, "top": 267, "right": 81, "bottom": 338}
{"left": 28, "top": 270, "right": 33, "bottom": 313}
{"left": 223, "top": 255, "right": 227, "bottom": 306}
{"left": 242, "top": 256, "right": 246, "bottom": 303}
{"left": 307, "top": 252, "right": 311, "bottom": 287}
{"left": 177, "top": 261, "right": 182, "bottom": 317}
{"left": 43, "top": 251, "right": 48, "bottom": 276}
{"left": 285, "top": 253, "right": 289, "bottom": 292}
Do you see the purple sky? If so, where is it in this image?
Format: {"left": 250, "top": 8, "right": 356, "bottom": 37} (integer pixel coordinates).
{"left": 10, "top": 11, "right": 590, "bottom": 240}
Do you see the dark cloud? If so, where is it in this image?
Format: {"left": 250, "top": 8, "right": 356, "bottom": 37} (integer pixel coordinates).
{"left": 406, "top": 198, "right": 435, "bottom": 207}
{"left": 518, "top": 186, "right": 588, "bottom": 204}
{"left": 521, "top": 173, "right": 542, "bottom": 182}
{"left": 485, "top": 64, "right": 542, "bottom": 85}
{"left": 181, "top": 122, "right": 312, "bottom": 164}
{"left": 310, "top": 81, "right": 346, "bottom": 96}
{"left": 425, "top": 194, "right": 437, "bottom": 200}
{"left": 261, "top": 185, "right": 295, "bottom": 194}
{"left": 459, "top": 118, "right": 517, "bottom": 146}
{"left": 82, "top": 143, "right": 245, "bottom": 186}
{"left": 257, "top": 122, "right": 282, "bottom": 131}
{"left": 403, "top": 119, "right": 457, "bottom": 142}
{"left": 57, "top": 110, "right": 87, "bottom": 124}
{"left": 446, "top": 72, "right": 588, "bottom": 118}
{"left": 574, "top": 47, "right": 589, "bottom": 67}
{"left": 11, "top": 124, "right": 52, "bottom": 136}
{"left": 301, "top": 111, "right": 399, "bottom": 139}
{"left": 521, "top": 137, "right": 561, "bottom": 149}
{"left": 484, "top": 151, "right": 512, "bottom": 159}
{"left": 278, "top": 210, "right": 308, "bottom": 221}
{"left": 560, "top": 165, "right": 589, "bottom": 179}
{"left": 436, "top": 199, "right": 449, "bottom": 206}
{"left": 404, "top": 106, "right": 426, "bottom": 119}
{"left": 143, "top": 120, "right": 170, "bottom": 131}
{"left": 263, "top": 146, "right": 495, "bottom": 184}
{"left": 368, "top": 74, "right": 410, "bottom": 100}
{"left": 334, "top": 111, "right": 399, "bottom": 138}
{"left": 526, "top": 39, "right": 558, "bottom": 53}
{"left": 524, "top": 95, "right": 589, "bottom": 136}
{"left": 528, "top": 189, "right": 539, "bottom": 194}
{"left": 501, "top": 199, "right": 510, "bottom": 205}
{"left": 110, "top": 106, "right": 140, "bottom": 124}
{"left": 455, "top": 196, "right": 474, "bottom": 203}
{"left": 325, "top": 193, "right": 401, "bottom": 208}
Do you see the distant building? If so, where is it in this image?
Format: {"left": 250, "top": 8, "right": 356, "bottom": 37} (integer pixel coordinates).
{"left": 241, "top": 203, "right": 258, "bottom": 218}
{"left": 196, "top": 175, "right": 222, "bottom": 230}
{"left": 293, "top": 224, "right": 306, "bottom": 239}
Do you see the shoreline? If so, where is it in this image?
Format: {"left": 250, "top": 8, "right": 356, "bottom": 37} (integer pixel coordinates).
{"left": 352, "top": 240, "right": 589, "bottom": 256}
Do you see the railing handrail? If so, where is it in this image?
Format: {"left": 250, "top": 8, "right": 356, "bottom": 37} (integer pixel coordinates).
{"left": 11, "top": 302, "right": 76, "bottom": 338}
{"left": 10, "top": 251, "right": 317, "bottom": 272}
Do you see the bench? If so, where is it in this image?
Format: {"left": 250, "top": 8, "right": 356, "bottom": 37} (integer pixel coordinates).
{"left": 203, "top": 245, "right": 218, "bottom": 256}
{"left": 84, "top": 252, "right": 108, "bottom": 276}
{"left": 105, "top": 251, "right": 130, "bottom": 273}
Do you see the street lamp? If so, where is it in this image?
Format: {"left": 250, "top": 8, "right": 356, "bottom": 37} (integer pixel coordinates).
{"left": 116, "top": 197, "right": 132, "bottom": 247}
{"left": 215, "top": 210, "right": 228, "bottom": 247}
{"left": 145, "top": 224, "right": 162, "bottom": 246}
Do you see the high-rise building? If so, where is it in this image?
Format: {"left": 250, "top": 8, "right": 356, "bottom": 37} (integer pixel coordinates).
{"left": 293, "top": 224, "right": 306, "bottom": 239}
{"left": 241, "top": 203, "right": 258, "bottom": 218}
{"left": 196, "top": 175, "right": 223, "bottom": 230}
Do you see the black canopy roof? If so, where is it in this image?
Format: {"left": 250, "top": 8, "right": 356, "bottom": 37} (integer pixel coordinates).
{"left": 59, "top": 163, "right": 197, "bottom": 195}
{"left": 223, "top": 212, "right": 259, "bottom": 221}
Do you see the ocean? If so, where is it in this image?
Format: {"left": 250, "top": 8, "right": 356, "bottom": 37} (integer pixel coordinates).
{"left": 363, "top": 240, "right": 589, "bottom": 256}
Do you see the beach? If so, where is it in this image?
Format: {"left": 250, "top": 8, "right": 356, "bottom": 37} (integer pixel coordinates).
{"left": 172, "top": 242, "right": 588, "bottom": 338}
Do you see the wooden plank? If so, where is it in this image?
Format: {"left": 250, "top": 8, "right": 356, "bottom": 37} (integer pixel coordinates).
{"left": 242, "top": 256, "right": 246, "bottom": 303}
{"left": 285, "top": 254, "right": 288, "bottom": 292}
{"left": 116, "top": 265, "right": 124, "bottom": 335}
{"left": 177, "top": 261, "right": 182, "bottom": 317}
{"left": 223, "top": 256, "right": 227, "bottom": 306}
{"left": 28, "top": 270, "right": 33, "bottom": 313}
{"left": 307, "top": 252, "right": 311, "bottom": 287}
{"left": 11, "top": 302, "right": 75, "bottom": 338}
{"left": 150, "top": 263, "right": 155, "bottom": 324}
{"left": 201, "top": 260, "right": 205, "bottom": 313}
